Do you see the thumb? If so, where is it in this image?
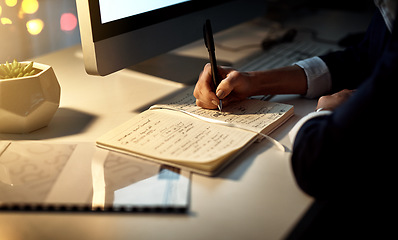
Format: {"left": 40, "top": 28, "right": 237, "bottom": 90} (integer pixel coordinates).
{"left": 215, "top": 74, "right": 234, "bottom": 100}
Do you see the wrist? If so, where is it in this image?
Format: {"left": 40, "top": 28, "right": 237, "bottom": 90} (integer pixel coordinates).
{"left": 250, "top": 66, "right": 307, "bottom": 95}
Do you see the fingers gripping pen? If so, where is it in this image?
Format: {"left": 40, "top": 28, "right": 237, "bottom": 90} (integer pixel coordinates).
{"left": 203, "top": 19, "right": 223, "bottom": 111}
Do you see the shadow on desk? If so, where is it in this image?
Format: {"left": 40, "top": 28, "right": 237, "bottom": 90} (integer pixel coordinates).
{"left": 128, "top": 53, "right": 231, "bottom": 86}
{"left": 0, "top": 107, "right": 96, "bottom": 140}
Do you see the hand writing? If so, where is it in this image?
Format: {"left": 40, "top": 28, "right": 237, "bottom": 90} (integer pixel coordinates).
{"left": 194, "top": 64, "right": 308, "bottom": 110}
{"left": 194, "top": 63, "right": 253, "bottom": 109}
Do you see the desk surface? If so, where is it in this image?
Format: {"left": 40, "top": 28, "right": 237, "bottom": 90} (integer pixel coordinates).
{"left": 0, "top": 9, "right": 371, "bottom": 240}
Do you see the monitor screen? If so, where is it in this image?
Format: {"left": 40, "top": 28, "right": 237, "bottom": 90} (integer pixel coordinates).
{"left": 99, "top": 0, "right": 191, "bottom": 24}
{"left": 76, "top": 0, "right": 265, "bottom": 76}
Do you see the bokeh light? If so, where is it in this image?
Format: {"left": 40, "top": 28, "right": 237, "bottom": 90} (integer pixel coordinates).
{"left": 60, "top": 13, "right": 77, "bottom": 32}
{"left": 26, "top": 19, "right": 44, "bottom": 35}
{"left": 1, "top": 0, "right": 81, "bottom": 64}
{"left": 5, "top": 0, "right": 18, "bottom": 7}
{"left": 21, "top": 0, "right": 39, "bottom": 14}
{"left": 1, "top": 18, "right": 13, "bottom": 25}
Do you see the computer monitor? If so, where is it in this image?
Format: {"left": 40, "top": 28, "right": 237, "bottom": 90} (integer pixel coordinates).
{"left": 76, "top": 0, "right": 266, "bottom": 76}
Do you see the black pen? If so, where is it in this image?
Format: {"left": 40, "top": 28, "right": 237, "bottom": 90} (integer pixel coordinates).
{"left": 203, "top": 19, "right": 222, "bottom": 111}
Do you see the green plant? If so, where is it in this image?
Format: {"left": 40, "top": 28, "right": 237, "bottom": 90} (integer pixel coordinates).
{"left": 0, "top": 60, "right": 38, "bottom": 79}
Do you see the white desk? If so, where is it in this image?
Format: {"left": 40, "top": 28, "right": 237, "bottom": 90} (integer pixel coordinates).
{"left": 0, "top": 10, "right": 371, "bottom": 240}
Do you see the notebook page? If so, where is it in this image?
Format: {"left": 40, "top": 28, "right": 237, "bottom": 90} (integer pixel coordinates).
{"left": 97, "top": 109, "right": 257, "bottom": 164}
{"left": 150, "top": 91, "right": 293, "bottom": 133}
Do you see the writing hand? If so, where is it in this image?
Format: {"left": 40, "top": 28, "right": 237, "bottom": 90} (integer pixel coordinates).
{"left": 194, "top": 63, "right": 253, "bottom": 109}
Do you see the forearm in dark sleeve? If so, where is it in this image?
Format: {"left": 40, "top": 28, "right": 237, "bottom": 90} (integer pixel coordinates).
{"left": 291, "top": 48, "right": 395, "bottom": 200}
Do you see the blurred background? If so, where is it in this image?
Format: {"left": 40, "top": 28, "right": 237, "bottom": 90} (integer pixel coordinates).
{"left": 0, "top": 0, "right": 80, "bottom": 63}
{"left": 0, "top": 0, "right": 374, "bottom": 64}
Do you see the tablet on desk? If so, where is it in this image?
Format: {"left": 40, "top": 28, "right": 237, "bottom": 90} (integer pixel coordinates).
{"left": 0, "top": 141, "right": 190, "bottom": 212}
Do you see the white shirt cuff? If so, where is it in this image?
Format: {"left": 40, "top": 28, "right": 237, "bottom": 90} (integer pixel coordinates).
{"left": 288, "top": 110, "right": 333, "bottom": 145}
{"left": 295, "top": 56, "right": 332, "bottom": 99}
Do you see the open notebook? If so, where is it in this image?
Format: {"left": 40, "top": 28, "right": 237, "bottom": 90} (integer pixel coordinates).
{"left": 97, "top": 88, "right": 293, "bottom": 176}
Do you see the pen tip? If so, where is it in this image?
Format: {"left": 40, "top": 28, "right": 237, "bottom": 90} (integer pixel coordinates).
{"left": 218, "top": 100, "right": 222, "bottom": 112}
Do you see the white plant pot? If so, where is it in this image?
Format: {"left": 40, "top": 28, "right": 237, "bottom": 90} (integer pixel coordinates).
{"left": 0, "top": 62, "right": 61, "bottom": 133}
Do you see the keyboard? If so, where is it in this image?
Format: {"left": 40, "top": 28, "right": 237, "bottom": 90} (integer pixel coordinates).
{"left": 238, "top": 39, "right": 339, "bottom": 100}
{"left": 238, "top": 40, "right": 338, "bottom": 71}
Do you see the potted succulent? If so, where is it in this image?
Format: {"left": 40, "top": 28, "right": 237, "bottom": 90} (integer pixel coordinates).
{"left": 0, "top": 60, "right": 61, "bottom": 133}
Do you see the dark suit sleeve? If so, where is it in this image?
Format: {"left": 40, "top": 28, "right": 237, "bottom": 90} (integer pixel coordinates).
{"left": 292, "top": 60, "right": 395, "bottom": 199}
{"left": 319, "top": 10, "right": 390, "bottom": 92}
{"left": 291, "top": 12, "right": 397, "bottom": 200}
